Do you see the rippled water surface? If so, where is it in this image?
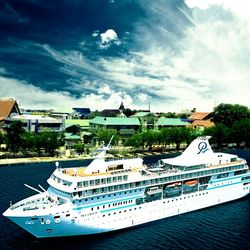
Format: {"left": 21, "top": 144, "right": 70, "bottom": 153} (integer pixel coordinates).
{"left": 1, "top": 150, "right": 250, "bottom": 250}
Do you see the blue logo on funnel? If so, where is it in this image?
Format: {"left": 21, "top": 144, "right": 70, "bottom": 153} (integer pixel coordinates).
{"left": 197, "top": 142, "right": 208, "bottom": 154}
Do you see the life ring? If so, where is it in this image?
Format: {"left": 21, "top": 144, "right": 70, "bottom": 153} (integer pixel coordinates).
{"left": 45, "top": 219, "right": 51, "bottom": 225}
{"left": 55, "top": 218, "right": 61, "bottom": 223}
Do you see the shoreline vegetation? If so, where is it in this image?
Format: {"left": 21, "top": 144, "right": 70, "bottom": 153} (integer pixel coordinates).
{"left": 0, "top": 143, "right": 249, "bottom": 167}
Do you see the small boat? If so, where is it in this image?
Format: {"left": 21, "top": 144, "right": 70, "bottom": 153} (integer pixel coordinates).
{"left": 184, "top": 180, "right": 198, "bottom": 186}
{"left": 146, "top": 186, "right": 162, "bottom": 195}
{"left": 166, "top": 182, "right": 181, "bottom": 188}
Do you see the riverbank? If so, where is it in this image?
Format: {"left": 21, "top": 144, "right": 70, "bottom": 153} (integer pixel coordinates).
{"left": 0, "top": 149, "right": 183, "bottom": 167}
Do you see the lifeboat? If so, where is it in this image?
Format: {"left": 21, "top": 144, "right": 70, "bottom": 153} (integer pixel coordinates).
{"left": 184, "top": 180, "right": 198, "bottom": 186}
{"left": 166, "top": 182, "right": 181, "bottom": 188}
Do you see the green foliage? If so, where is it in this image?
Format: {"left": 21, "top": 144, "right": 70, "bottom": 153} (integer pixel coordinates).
{"left": 141, "top": 131, "right": 159, "bottom": 150}
{"left": 204, "top": 123, "right": 230, "bottom": 147}
{"left": 0, "top": 131, "right": 5, "bottom": 144}
{"left": 97, "top": 129, "right": 119, "bottom": 146}
{"left": 72, "top": 143, "right": 85, "bottom": 154}
{"left": 212, "top": 103, "right": 250, "bottom": 127}
{"left": 230, "top": 119, "right": 250, "bottom": 147}
{"left": 206, "top": 103, "right": 250, "bottom": 147}
{"left": 125, "top": 127, "right": 194, "bottom": 150}
{"left": 87, "top": 110, "right": 102, "bottom": 119}
{"left": 124, "top": 133, "right": 143, "bottom": 148}
{"left": 5, "top": 120, "right": 24, "bottom": 154}
{"left": 123, "top": 108, "right": 136, "bottom": 117}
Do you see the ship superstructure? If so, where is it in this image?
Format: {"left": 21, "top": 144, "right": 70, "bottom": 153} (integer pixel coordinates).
{"left": 3, "top": 137, "right": 250, "bottom": 238}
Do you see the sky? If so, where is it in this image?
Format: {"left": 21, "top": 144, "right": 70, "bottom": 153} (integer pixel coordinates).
{"left": 0, "top": 0, "right": 249, "bottom": 113}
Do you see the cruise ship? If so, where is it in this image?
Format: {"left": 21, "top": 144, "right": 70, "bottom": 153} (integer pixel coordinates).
{"left": 3, "top": 136, "right": 250, "bottom": 238}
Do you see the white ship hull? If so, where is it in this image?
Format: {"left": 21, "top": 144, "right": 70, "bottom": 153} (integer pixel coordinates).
{"left": 5, "top": 181, "right": 249, "bottom": 238}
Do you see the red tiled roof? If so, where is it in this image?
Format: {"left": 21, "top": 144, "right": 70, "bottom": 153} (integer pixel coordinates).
{"left": 188, "top": 112, "right": 210, "bottom": 120}
{"left": 0, "top": 98, "right": 20, "bottom": 121}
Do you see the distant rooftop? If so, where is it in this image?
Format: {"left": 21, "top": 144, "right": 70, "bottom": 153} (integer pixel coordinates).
{"left": 90, "top": 116, "right": 140, "bottom": 126}
{"left": 158, "top": 118, "right": 190, "bottom": 126}
{"left": 188, "top": 112, "right": 211, "bottom": 120}
{"left": 65, "top": 119, "right": 90, "bottom": 127}
{"left": 131, "top": 111, "right": 151, "bottom": 117}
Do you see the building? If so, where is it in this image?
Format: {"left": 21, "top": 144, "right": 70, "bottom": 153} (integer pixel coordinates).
{"left": 101, "top": 102, "right": 126, "bottom": 117}
{"left": 158, "top": 118, "right": 190, "bottom": 129}
{"left": 72, "top": 108, "right": 91, "bottom": 119}
{"left": 89, "top": 116, "right": 141, "bottom": 136}
{"left": 0, "top": 98, "right": 21, "bottom": 122}
{"left": 131, "top": 112, "right": 157, "bottom": 131}
{"left": 5, "top": 114, "right": 63, "bottom": 132}
{"left": 188, "top": 112, "right": 214, "bottom": 130}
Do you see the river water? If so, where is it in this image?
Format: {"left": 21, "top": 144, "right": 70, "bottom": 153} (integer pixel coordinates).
{"left": 0, "top": 150, "right": 250, "bottom": 250}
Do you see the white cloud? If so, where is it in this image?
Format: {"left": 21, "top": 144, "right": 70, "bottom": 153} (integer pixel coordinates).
{"left": 185, "top": 0, "right": 250, "bottom": 20}
{"left": 14, "top": 2, "right": 249, "bottom": 113}
{"left": 136, "top": 93, "right": 149, "bottom": 102}
{"left": 0, "top": 76, "right": 137, "bottom": 111}
{"left": 99, "top": 29, "right": 121, "bottom": 49}
{"left": 92, "top": 30, "right": 99, "bottom": 37}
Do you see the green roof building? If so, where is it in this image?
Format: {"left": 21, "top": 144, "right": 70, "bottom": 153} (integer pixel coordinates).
{"left": 89, "top": 116, "right": 141, "bottom": 136}
{"left": 158, "top": 118, "right": 190, "bottom": 128}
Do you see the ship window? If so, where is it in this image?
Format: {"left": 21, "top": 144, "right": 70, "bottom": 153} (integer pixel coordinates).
{"left": 54, "top": 215, "right": 60, "bottom": 219}
{"left": 66, "top": 214, "right": 70, "bottom": 217}
{"left": 91, "top": 208, "right": 93, "bottom": 211}
{"left": 31, "top": 217, "right": 38, "bottom": 220}
{"left": 113, "top": 177, "right": 117, "bottom": 182}
{"left": 85, "top": 199, "right": 88, "bottom": 201}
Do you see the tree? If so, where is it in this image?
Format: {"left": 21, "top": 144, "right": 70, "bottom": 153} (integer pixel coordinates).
{"left": 231, "top": 119, "right": 250, "bottom": 147}
{"left": 203, "top": 123, "right": 230, "bottom": 147}
{"left": 141, "top": 131, "right": 159, "bottom": 150}
{"left": 72, "top": 143, "right": 85, "bottom": 154}
{"left": 0, "top": 131, "right": 5, "bottom": 145}
{"left": 159, "top": 128, "right": 172, "bottom": 148}
{"left": 87, "top": 110, "right": 102, "bottom": 119}
{"left": 5, "top": 120, "right": 24, "bottom": 154}
{"left": 212, "top": 103, "right": 250, "bottom": 127}
{"left": 97, "top": 129, "right": 119, "bottom": 146}
{"left": 41, "top": 131, "right": 63, "bottom": 156}
{"left": 124, "top": 133, "right": 143, "bottom": 148}
{"left": 168, "top": 127, "right": 192, "bottom": 150}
